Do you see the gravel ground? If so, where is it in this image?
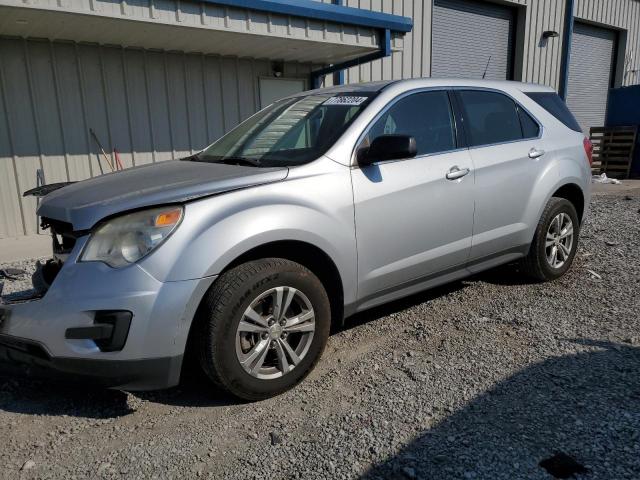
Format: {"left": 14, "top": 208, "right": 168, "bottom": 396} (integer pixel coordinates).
{"left": 1, "top": 189, "right": 639, "bottom": 480}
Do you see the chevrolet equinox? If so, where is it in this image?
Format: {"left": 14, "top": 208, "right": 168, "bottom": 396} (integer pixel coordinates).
{"left": 0, "top": 79, "right": 592, "bottom": 400}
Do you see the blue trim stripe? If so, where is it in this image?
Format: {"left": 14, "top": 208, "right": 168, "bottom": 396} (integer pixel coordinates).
{"left": 204, "top": 0, "right": 413, "bottom": 33}
{"left": 559, "top": 0, "right": 575, "bottom": 100}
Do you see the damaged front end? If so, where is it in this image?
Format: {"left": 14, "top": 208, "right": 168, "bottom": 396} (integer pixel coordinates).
{"left": 31, "top": 217, "right": 81, "bottom": 296}
{"left": 0, "top": 218, "right": 78, "bottom": 306}
{"left": 0, "top": 183, "right": 77, "bottom": 305}
{"left": 0, "top": 211, "right": 193, "bottom": 390}
{"left": 0, "top": 161, "right": 245, "bottom": 389}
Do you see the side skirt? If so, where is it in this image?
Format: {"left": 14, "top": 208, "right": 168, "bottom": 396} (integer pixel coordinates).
{"left": 346, "top": 245, "right": 529, "bottom": 316}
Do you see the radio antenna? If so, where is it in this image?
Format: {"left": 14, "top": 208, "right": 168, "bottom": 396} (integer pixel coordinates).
{"left": 482, "top": 56, "right": 492, "bottom": 79}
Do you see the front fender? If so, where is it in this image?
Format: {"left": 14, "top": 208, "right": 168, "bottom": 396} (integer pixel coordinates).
{"left": 138, "top": 164, "right": 357, "bottom": 305}
{"left": 184, "top": 202, "right": 354, "bottom": 283}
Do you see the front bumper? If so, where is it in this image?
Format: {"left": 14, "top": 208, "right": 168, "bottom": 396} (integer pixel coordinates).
{"left": 0, "top": 335, "right": 182, "bottom": 390}
{"left": 0, "top": 236, "right": 216, "bottom": 390}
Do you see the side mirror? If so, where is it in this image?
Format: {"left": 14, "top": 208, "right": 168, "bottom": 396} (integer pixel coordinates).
{"left": 358, "top": 135, "right": 417, "bottom": 166}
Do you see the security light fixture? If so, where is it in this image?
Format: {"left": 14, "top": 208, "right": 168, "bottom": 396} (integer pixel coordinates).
{"left": 543, "top": 30, "right": 560, "bottom": 39}
{"left": 271, "top": 61, "right": 284, "bottom": 78}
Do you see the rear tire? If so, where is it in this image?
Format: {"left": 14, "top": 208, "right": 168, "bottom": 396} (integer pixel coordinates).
{"left": 521, "top": 197, "right": 580, "bottom": 282}
{"left": 197, "top": 258, "right": 331, "bottom": 401}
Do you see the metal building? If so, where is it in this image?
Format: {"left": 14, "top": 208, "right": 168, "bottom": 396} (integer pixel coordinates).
{"left": 333, "top": 0, "right": 640, "bottom": 133}
{"left": 1, "top": 0, "right": 639, "bottom": 241}
{"left": 0, "top": 0, "right": 410, "bottom": 238}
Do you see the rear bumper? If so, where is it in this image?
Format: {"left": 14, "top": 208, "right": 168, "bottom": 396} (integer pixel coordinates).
{"left": 0, "top": 334, "right": 182, "bottom": 390}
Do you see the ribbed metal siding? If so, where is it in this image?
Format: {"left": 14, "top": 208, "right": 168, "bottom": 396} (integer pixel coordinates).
{"left": 566, "top": 22, "right": 617, "bottom": 133}
{"left": 518, "top": 0, "right": 564, "bottom": 89}
{"left": 0, "top": 0, "right": 380, "bottom": 61}
{"left": 431, "top": 0, "right": 515, "bottom": 80}
{"left": 318, "top": 0, "right": 640, "bottom": 91}
{"left": 576, "top": 0, "right": 640, "bottom": 87}
{"left": 516, "top": 0, "right": 640, "bottom": 90}
{"left": 0, "top": 37, "right": 315, "bottom": 238}
{"left": 316, "top": 0, "right": 522, "bottom": 84}
{"left": 332, "top": 0, "right": 433, "bottom": 84}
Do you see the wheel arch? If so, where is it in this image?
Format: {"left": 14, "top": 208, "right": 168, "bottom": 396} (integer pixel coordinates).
{"left": 185, "top": 240, "right": 345, "bottom": 358}
{"left": 224, "top": 240, "right": 345, "bottom": 329}
{"left": 551, "top": 183, "right": 585, "bottom": 224}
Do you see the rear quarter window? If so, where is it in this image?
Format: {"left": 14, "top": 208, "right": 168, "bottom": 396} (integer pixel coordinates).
{"left": 525, "top": 92, "right": 582, "bottom": 133}
{"left": 517, "top": 106, "right": 540, "bottom": 139}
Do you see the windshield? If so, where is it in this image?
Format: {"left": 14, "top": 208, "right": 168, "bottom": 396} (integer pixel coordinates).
{"left": 191, "top": 92, "right": 377, "bottom": 167}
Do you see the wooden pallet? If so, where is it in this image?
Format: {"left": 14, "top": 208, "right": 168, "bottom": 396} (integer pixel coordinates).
{"left": 589, "top": 126, "right": 637, "bottom": 179}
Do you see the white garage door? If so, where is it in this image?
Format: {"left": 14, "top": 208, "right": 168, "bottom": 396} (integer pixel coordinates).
{"left": 566, "top": 22, "right": 617, "bottom": 134}
{"left": 431, "top": 0, "right": 515, "bottom": 80}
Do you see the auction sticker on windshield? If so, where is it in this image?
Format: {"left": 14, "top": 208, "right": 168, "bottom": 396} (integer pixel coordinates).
{"left": 323, "top": 96, "right": 368, "bottom": 106}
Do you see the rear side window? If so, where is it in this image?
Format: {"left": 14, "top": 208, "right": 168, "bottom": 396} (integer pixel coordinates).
{"left": 367, "top": 90, "right": 456, "bottom": 156}
{"left": 458, "top": 90, "right": 524, "bottom": 147}
{"left": 525, "top": 92, "right": 582, "bottom": 132}
{"left": 518, "top": 106, "right": 540, "bottom": 138}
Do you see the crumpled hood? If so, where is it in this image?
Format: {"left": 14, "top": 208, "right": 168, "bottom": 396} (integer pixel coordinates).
{"left": 37, "top": 160, "right": 289, "bottom": 230}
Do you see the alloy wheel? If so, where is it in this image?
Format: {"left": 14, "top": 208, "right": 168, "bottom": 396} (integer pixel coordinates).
{"left": 235, "top": 286, "right": 316, "bottom": 380}
{"left": 545, "top": 212, "right": 574, "bottom": 269}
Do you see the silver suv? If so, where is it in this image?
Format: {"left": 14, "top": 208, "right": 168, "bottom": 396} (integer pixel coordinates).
{"left": 0, "top": 79, "right": 592, "bottom": 400}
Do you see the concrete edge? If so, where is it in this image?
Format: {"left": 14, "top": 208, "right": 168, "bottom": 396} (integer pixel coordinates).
{"left": 0, "top": 234, "right": 51, "bottom": 263}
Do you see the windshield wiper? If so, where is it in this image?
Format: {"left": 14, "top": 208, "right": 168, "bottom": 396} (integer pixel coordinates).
{"left": 210, "top": 156, "right": 262, "bottom": 167}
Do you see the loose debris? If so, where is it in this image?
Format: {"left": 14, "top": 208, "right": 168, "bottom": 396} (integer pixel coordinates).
{"left": 586, "top": 269, "right": 602, "bottom": 280}
{"left": 269, "top": 432, "right": 282, "bottom": 446}
{"left": 0, "top": 268, "right": 26, "bottom": 281}
{"left": 592, "top": 173, "right": 621, "bottom": 185}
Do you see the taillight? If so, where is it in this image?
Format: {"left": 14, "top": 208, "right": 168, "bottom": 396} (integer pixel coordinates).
{"left": 583, "top": 137, "right": 593, "bottom": 166}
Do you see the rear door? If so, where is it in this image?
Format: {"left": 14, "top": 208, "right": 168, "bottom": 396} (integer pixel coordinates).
{"left": 351, "top": 90, "right": 475, "bottom": 302}
{"left": 453, "top": 89, "right": 544, "bottom": 265}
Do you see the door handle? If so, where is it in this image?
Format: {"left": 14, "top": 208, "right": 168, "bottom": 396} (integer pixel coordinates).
{"left": 446, "top": 166, "right": 470, "bottom": 180}
{"left": 528, "top": 147, "right": 546, "bottom": 159}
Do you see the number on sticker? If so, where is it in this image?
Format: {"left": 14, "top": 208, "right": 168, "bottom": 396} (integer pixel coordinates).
{"left": 323, "top": 96, "right": 368, "bottom": 106}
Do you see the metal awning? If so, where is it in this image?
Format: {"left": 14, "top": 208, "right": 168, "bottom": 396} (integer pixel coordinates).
{"left": 0, "top": 0, "right": 410, "bottom": 64}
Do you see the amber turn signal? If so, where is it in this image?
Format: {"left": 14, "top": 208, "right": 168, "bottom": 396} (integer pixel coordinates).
{"left": 154, "top": 208, "right": 182, "bottom": 227}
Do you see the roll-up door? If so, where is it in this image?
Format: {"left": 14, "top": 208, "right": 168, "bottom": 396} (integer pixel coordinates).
{"left": 432, "top": 0, "right": 515, "bottom": 80}
{"left": 566, "top": 22, "right": 617, "bottom": 134}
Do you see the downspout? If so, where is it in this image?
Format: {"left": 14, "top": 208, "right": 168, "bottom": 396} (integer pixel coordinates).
{"left": 310, "top": 28, "right": 392, "bottom": 89}
{"left": 332, "top": 0, "right": 344, "bottom": 85}
{"left": 558, "top": 0, "right": 575, "bottom": 99}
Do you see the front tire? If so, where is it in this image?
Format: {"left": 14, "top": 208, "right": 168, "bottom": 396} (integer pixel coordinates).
{"left": 197, "top": 258, "right": 331, "bottom": 401}
{"left": 521, "top": 197, "right": 580, "bottom": 282}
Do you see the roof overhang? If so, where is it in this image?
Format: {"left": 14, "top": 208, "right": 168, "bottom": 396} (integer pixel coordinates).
{"left": 0, "top": 0, "right": 411, "bottom": 65}
{"left": 207, "top": 0, "right": 413, "bottom": 33}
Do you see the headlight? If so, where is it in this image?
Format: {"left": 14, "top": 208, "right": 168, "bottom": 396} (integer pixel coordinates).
{"left": 81, "top": 206, "right": 183, "bottom": 268}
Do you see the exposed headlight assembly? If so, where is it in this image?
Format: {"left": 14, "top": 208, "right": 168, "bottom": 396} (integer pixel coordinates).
{"left": 81, "top": 206, "right": 183, "bottom": 268}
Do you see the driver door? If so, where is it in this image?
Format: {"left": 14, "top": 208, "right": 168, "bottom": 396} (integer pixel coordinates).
{"left": 351, "top": 90, "right": 476, "bottom": 303}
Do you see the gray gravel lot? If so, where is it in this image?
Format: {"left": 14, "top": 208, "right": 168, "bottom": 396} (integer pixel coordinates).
{"left": 1, "top": 189, "right": 639, "bottom": 480}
